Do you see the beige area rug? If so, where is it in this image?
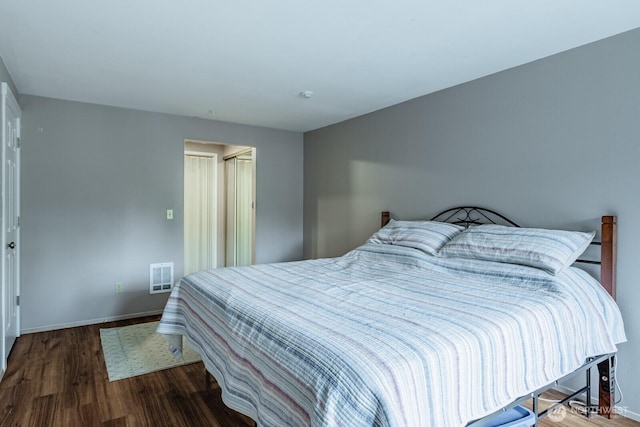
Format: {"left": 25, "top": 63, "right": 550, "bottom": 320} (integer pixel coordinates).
{"left": 100, "top": 321, "right": 201, "bottom": 381}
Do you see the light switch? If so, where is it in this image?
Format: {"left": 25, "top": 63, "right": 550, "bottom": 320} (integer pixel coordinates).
{"left": 167, "top": 209, "right": 174, "bottom": 220}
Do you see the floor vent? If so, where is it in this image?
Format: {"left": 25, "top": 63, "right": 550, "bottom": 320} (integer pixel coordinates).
{"left": 150, "top": 262, "right": 174, "bottom": 294}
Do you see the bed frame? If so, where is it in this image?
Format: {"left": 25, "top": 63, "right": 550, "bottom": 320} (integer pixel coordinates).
{"left": 381, "top": 206, "right": 618, "bottom": 423}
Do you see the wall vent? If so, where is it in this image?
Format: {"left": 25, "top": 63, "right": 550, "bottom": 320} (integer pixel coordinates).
{"left": 150, "top": 262, "right": 174, "bottom": 294}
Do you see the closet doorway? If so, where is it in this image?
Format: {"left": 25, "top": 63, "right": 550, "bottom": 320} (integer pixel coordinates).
{"left": 183, "top": 141, "right": 256, "bottom": 274}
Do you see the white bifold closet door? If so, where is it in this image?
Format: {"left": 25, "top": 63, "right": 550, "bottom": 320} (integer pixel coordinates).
{"left": 184, "top": 154, "right": 216, "bottom": 275}
{"left": 235, "top": 158, "right": 253, "bottom": 266}
{"left": 225, "top": 151, "right": 254, "bottom": 267}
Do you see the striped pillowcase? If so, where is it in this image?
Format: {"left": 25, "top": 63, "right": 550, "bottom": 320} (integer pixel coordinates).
{"left": 438, "top": 224, "right": 595, "bottom": 275}
{"left": 368, "top": 219, "right": 464, "bottom": 255}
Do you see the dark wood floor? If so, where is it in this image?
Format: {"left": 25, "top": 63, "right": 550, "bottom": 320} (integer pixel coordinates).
{"left": 0, "top": 315, "right": 637, "bottom": 426}
{"left": 0, "top": 315, "right": 254, "bottom": 426}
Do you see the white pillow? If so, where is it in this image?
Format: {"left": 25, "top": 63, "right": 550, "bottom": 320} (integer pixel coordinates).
{"left": 438, "top": 224, "right": 595, "bottom": 275}
{"left": 368, "top": 219, "right": 464, "bottom": 256}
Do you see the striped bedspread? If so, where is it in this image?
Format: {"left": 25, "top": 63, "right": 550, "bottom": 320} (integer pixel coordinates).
{"left": 157, "top": 243, "right": 626, "bottom": 427}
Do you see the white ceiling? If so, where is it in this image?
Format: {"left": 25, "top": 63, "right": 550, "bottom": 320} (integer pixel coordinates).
{"left": 1, "top": 1, "right": 639, "bottom": 132}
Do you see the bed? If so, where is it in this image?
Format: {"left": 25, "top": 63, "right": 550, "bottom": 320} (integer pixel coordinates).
{"left": 157, "top": 207, "right": 626, "bottom": 427}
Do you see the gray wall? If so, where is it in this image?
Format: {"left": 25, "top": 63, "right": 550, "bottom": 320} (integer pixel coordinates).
{"left": 0, "top": 56, "right": 18, "bottom": 97}
{"left": 304, "top": 28, "right": 640, "bottom": 416}
{"left": 20, "top": 95, "right": 303, "bottom": 331}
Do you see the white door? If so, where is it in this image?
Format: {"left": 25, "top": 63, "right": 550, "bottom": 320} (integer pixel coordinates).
{"left": 184, "top": 152, "right": 217, "bottom": 275}
{"left": 1, "top": 82, "right": 21, "bottom": 377}
{"left": 224, "top": 149, "right": 255, "bottom": 267}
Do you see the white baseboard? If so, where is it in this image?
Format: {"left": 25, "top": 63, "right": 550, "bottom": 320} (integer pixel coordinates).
{"left": 553, "top": 384, "right": 640, "bottom": 422}
{"left": 624, "top": 409, "right": 640, "bottom": 422}
{"left": 21, "top": 310, "right": 164, "bottom": 334}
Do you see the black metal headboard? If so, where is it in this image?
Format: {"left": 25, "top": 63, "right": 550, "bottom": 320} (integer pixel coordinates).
{"left": 430, "top": 206, "right": 520, "bottom": 228}
{"left": 381, "top": 206, "right": 612, "bottom": 269}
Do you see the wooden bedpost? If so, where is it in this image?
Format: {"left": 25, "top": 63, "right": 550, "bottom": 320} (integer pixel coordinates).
{"left": 381, "top": 211, "right": 391, "bottom": 227}
{"left": 598, "top": 356, "right": 616, "bottom": 419}
{"left": 598, "top": 216, "right": 617, "bottom": 419}
{"left": 600, "top": 216, "right": 617, "bottom": 300}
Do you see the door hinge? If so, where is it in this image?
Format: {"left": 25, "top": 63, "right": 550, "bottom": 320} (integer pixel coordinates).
{"left": 17, "top": 216, "right": 21, "bottom": 227}
{"left": 16, "top": 295, "right": 20, "bottom": 306}
{"left": 16, "top": 137, "right": 21, "bottom": 148}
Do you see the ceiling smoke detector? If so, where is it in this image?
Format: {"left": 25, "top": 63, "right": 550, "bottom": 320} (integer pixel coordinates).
{"left": 299, "top": 90, "right": 314, "bottom": 99}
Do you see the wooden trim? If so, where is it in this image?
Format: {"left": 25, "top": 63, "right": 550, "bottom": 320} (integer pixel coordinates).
{"left": 381, "top": 211, "right": 390, "bottom": 227}
{"left": 600, "top": 216, "right": 617, "bottom": 300}
{"left": 598, "top": 217, "right": 617, "bottom": 417}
